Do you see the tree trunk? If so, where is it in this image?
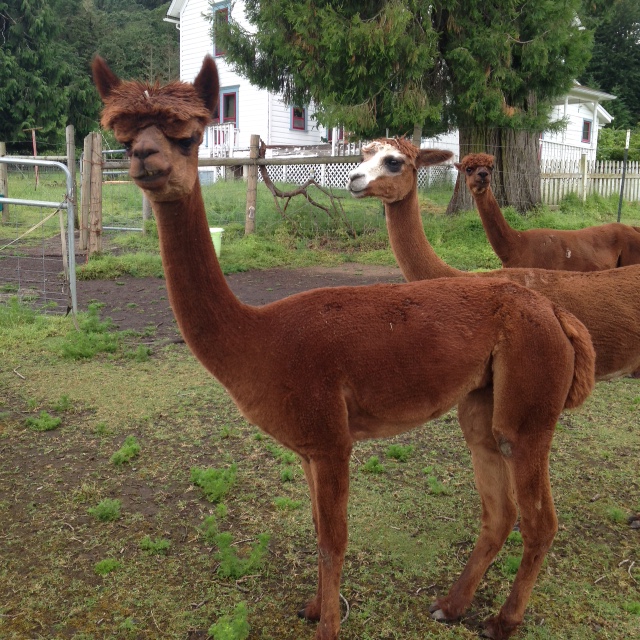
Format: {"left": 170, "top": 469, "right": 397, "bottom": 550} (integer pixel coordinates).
{"left": 447, "top": 126, "right": 541, "bottom": 214}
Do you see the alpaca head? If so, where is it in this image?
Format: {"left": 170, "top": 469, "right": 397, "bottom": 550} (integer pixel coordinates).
{"left": 455, "top": 153, "right": 495, "bottom": 195}
{"left": 347, "top": 138, "right": 453, "bottom": 204}
{"left": 92, "top": 56, "right": 220, "bottom": 202}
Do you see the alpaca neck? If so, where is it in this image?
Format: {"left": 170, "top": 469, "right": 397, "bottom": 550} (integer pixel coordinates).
{"left": 385, "top": 190, "right": 463, "bottom": 281}
{"left": 473, "top": 188, "right": 518, "bottom": 263}
{"left": 151, "top": 181, "right": 250, "bottom": 375}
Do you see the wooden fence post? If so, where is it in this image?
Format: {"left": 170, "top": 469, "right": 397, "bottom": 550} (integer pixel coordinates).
{"left": 89, "top": 132, "right": 103, "bottom": 255}
{"left": 0, "top": 141, "right": 8, "bottom": 223}
{"left": 65, "top": 125, "right": 78, "bottom": 230}
{"left": 142, "top": 194, "right": 152, "bottom": 233}
{"left": 245, "top": 134, "right": 259, "bottom": 235}
{"left": 580, "top": 153, "right": 588, "bottom": 203}
{"left": 80, "top": 134, "right": 92, "bottom": 250}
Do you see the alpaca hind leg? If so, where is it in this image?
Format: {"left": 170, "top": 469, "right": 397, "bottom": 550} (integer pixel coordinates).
{"left": 430, "top": 389, "right": 518, "bottom": 622}
{"left": 298, "top": 456, "right": 322, "bottom": 621}
{"left": 482, "top": 430, "right": 557, "bottom": 639}
{"left": 299, "top": 452, "right": 351, "bottom": 640}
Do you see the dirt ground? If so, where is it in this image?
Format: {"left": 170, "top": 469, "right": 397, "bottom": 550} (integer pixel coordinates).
{"left": 77, "top": 263, "right": 405, "bottom": 341}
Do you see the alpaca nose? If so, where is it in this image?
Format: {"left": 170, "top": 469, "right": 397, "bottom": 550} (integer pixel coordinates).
{"left": 131, "top": 142, "right": 159, "bottom": 160}
{"left": 477, "top": 170, "right": 489, "bottom": 179}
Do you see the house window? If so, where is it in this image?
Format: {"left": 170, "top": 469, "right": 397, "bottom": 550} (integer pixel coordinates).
{"left": 222, "top": 91, "right": 237, "bottom": 124}
{"left": 581, "top": 119, "right": 592, "bottom": 144}
{"left": 292, "top": 107, "right": 306, "bottom": 131}
{"left": 214, "top": 6, "right": 229, "bottom": 57}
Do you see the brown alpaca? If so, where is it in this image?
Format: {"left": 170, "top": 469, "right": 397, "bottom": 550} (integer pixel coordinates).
{"left": 348, "top": 138, "right": 640, "bottom": 381}
{"left": 93, "top": 57, "right": 596, "bottom": 640}
{"left": 455, "top": 153, "right": 640, "bottom": 271}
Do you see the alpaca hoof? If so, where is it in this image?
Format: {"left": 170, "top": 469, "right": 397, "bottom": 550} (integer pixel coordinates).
{"left": 430, "top": 608, "right": 448, "bottom": 622}
{"left": 298, "top": 603, "right": 321, "bottom": 622}
{"left": 482, "top": 615, "right": 519, "bottom": 640}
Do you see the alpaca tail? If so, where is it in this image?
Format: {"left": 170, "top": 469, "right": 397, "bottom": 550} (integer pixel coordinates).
{"left": 554, "top": 305, "right": 596, "bottom": 409}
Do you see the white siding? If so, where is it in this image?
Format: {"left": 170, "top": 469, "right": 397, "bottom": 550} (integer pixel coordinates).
{"left": 175, "top": 0, "right": 326, "bottom": 150}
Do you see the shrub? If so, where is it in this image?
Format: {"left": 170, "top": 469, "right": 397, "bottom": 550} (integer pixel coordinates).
{"left": 208, "top": 602, "right": 250, "bottom": 640}
{"left": 88, "top": 498, "right": 122, "bottom": 522}
{"left": 25, "top": 411, "right": 61, "bottom": 432}
{"left": 94, "top": 558, "right": 122, "bottom": 575}
{"left": 139, "top": 535, "right": 171, "bottom": 555}
{"left": 361, "top": 456, "right": 385, "bottom": 474}
{"left": 215, "top": 532, "right": 270, "bottom": 579}
{"left": 110, "top": 436, "right": 141, "bottom": 466}
{"left": 386, "top": 444, "right": 414, "bottom": 462}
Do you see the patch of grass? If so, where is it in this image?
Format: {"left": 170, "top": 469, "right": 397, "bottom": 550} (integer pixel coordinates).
{"left": 139, "top": 535, "right": 171, "bottom": 555}
{"left": 361, "top": 455, "right": 386, "bottom": 474}
{"left": 126, "top": 344, "right": 152, "bottom": 362}
{"left": 215, "top": 532, "right": 270, "bottom": 579}
{"left": 386, "top": 444, "right": 415, "bottom": 462}
{"left": 25, "top": 410, "right": 61, "bottom": 432}
{"left": 623, "top": 601, "right": 640, "bottom": 615}
{"left": 110, "top": 436, "right": 141, "bottom": 466}
{"left": 52, "top": 394, "right": 73, "bottom": 412}
{"left": 425, "top": 473, "right": 450, "bottom": 495}
{"left": 273, "top": 496, "right": 302, "bottom": 511}
{"left": 208, "top": 602, "right": 250, "bottom": 640}
{"left": 280, "top": 466, "right": 294, "bottom": 482}
{"left": 87, "top": 498, "right": 122, "bottom": 522}
{"left": 94, "top": 558, "right": 122, "bottom": 575}
{"left": 191, "top": 465, "right": 238, "bottom": 503}
{"left": 606, "top": 506, "right": 628, "bottom": 524}
{"left": 501, "top": 554, "right": 522, "bottom": 576}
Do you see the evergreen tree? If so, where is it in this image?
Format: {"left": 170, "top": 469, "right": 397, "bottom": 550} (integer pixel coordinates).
{"left": 579, "top": 0, "right": 640, "bottom": 129}
{"left": 0, "top": 0, "right": 76, "bottom": 152}
{"left": 218, "top": 1, "right": 592, "bottom": 212}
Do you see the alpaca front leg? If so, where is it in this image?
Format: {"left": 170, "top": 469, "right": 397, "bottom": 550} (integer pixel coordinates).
{"left": 302, "top": 453, "right": 351, "bottom": 640}
{"left": 431, "top": 391, "right": 517, "bottom": 622}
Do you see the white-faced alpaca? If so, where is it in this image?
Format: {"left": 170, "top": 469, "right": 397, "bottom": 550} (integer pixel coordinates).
{"left": 347, "top": 137, "right": 640, "bottom": 380}
{"left": 458, "top": 153, "right": 640, "bottom": 270}
{"left": 93, "top": 58, "right": 595, "bottom": 640}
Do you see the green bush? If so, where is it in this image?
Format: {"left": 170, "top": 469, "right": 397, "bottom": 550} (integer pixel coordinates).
{"left": 208, "top": 602, "right": 250, "bottom": 640}
{"left": 110, "top": 436, "right": 141, "bottom": 466}
{"left": 25, "top": 411, "right": 61, "bottom": 432}
{"left": 88, "top": 498, "right": 122, "bottom": 522}
{"left": 191, "top": 465, "right": 238, "bottom": 503}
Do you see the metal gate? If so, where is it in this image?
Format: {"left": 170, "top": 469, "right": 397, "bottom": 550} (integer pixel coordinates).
{"left": 0, "top": 157, "right": 77, "bottom": 315}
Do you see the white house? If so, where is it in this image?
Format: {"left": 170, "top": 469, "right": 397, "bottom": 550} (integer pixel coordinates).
{"left": 164, "top": 0, "right": 329, "bottom": 160}
{"left": 165, "top": 1, "right": 615, "bottom": 167}
{"left": 541, "top": 82, "right": 616, "bottom": 162}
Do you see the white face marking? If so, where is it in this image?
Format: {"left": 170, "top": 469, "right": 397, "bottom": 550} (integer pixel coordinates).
{"left": 347, "top": 143, "right": 405, "bottom": 196}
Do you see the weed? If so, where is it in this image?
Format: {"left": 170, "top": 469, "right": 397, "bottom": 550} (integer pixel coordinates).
{"left": 280, "top": 466, "right": 294, "bottom": 482}
{"left": 191, "top": 465, "right": 238, "bottom": 503}
{"left": 502, "top": 555, "right": 522, "bottom": 576}
{"left": 361, "top": 456, "right": 385, "bottom": 474}
{"left": 265, "top": 442, "right": 296, "bottom": 464}
{"left": 215, "top": 532, "right": 270, "bottom": 579}
{"left": 623, "top": 601, "right": 640, "bottom": 615}
{"left": 88, "top": 498, "right": 122, "bottom": 522}
{"left": 273, "top": 496, "right": 302, "bottom": 510}
{"left": 53, "top": 304, "right": 119, "bottom": 359}
{"left": 200, "top": 515, "right": 220, "bottom": 545}
{"left": 110, "top": 435, "right": 141, "bottom": 466}
{"left": 386, "top": 444, "right": 415, "bottom": 462}
{"left": 94, "top": 558, "right": 122, "bottom": 575}
{"left": 126, "top": 344, "right": 152, "bottom": 362}
{"left": 139, "top": 535, "right": 171, "bottom": 555}
{"left": 52, "top": 394, "right": 73, "bottom": 411}
{"left": 426, "top": 474, "right": 450, "bottom": 495}
{"left": 606, "top": 507, "right": 628, "bottom": 524}
{"left": 94, "top": 421, "right": 109, "bottom": 436}
{"left": 208, "top": 602, "right": 250, "bottom": 640}
{"left": 507, "top": 530, "right": 523, "bottom": 545}
{"left": 25, "top": 411, "right": 61, "bottom": 432}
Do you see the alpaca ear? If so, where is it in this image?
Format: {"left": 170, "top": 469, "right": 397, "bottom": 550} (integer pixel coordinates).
{"left": 193, "top": 55, "right": 220, "bottom": 117}
{"left": 92, "top": 55, "right": 122, "bottom": 101}
{"left": 417, "top": 149, "right": 454, "bottom": 168}
{"left": 454, "top": 162, "right": 462, "bottom": 171}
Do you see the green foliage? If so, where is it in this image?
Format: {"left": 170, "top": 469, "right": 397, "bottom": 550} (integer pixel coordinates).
{"left": 139, "top": 535, "right": 171, "bottom": 555}
{"left": 279, "top": 466, "right": 294, "bottom": 483}
{"left": 191, "top": 465, "right": 238, "bottom": 503}
{"left": 126, "top": 345, "right": 152, "bottom": 362}
{"left": 273, "top": 496, "right": 302, "bottom": 511}
{"left": 507, "top": 530, "right": 524, "bottom": 545}
{"left": 580, "top": 0, "right": 640, "bottom": 129}
{"left": 606, "top": 507, "right": 628, "bottom": 524}
{"left": 361, "top": 456, "right": 385, "bottom": 474}
{"left": 94, "top": 558, "right": 122, "bottom": 575}
{"left": 208, "top": 602, "right": 250, "bottom": 640}
{"left": 52, "top": 395, "right": 73, "bottom": 412}
{"left": 25, "top": 411, "right": 61, "bottom": 432}
{"left": 88, "top": 498, "right": 122, "bottom": 522}
{"left": 215, "top": 532, "right": 270, "bottom": 579}
{"left": 110, "top": 436, "right": 141, "bottom": 466}
{"left": 52, "top": 304, "right": 120, "bottom": 360}
{"left": 386, "top": 444, "right": 414, "bottom": 462}
{"left": 502, "top": 554, "right": 522, "bottom": 576}
{"left": 596, "top": 128, "right": 640, "bottom": 162}
{"left": 623, "top": 601, "right": 640, "bottom": 615}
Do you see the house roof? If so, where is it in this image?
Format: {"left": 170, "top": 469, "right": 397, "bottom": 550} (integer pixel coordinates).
{"left": 165, "top": 0, "right": 186, "bottom": 22}
{"left": 566, "top": 81, "right": 616, "bottom": 104}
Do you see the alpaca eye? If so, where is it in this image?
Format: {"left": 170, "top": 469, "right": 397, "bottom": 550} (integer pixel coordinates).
{"left": 122, "top": 141, "right": 133, "bottom": 156}
{"left": 384, "top": 157, "right": 402, "bottom": 172}
{"left": 175, "top": 137, "right": 195, "bottom": 151}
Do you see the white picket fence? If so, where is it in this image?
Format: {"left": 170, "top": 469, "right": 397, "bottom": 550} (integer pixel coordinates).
{"left": 541, "top": 156, "right": 640, "bottom": 205}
